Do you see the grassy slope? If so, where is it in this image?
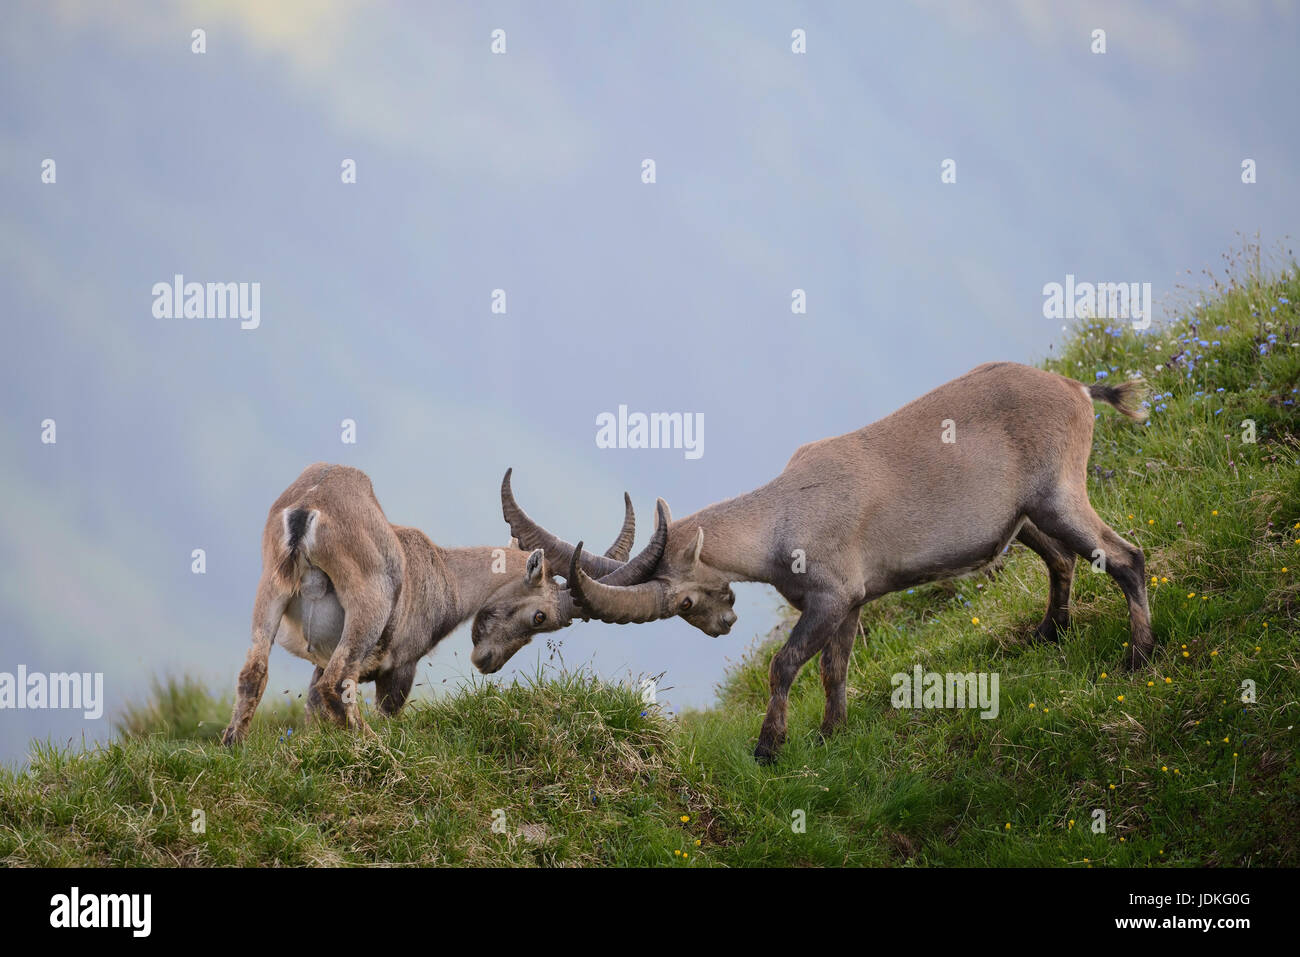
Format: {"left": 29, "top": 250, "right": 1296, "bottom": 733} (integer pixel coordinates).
{"left": 2, "top": 256, "right": 1297, "bottom": 866}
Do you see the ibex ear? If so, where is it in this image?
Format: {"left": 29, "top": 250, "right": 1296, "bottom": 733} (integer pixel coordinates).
{"left": 507, "top": 536, "right": 520, "bottom": 550}
{"left": 681, "top": 527, "right": 704, "bottom": 570}
{"left": 524, "top": 548, "right": 545, "bottom": 586}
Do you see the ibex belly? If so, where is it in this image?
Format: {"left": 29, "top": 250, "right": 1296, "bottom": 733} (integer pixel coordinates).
{"left": 276, "top": 568, "right": 346, "bottom": 668}
{"left": 886, "top": 515, "right": 1027, "bottom": 589}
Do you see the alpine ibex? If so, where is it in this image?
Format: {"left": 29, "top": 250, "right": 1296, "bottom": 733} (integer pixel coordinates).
{"left": 221, "top": 463, "right": 665, "bottom": 744}
{"left": 505, "top": 362, "right": 1152, "bottom": 762}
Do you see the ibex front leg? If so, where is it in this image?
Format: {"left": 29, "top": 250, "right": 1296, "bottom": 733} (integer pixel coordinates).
{"left": 755, "top": 598, "right": 850, "bottom": 763}
{"left": 222, "top": 573, "right": 291, "bottom": 745}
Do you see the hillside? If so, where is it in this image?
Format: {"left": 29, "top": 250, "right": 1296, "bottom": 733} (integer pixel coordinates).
{"left": 2, "top": 250, "right": 1297, "bottom": 866}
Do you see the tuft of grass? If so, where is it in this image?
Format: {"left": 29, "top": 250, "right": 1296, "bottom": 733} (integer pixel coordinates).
{"left": 1, "top": 245, "right": 1296, "bottom": 866}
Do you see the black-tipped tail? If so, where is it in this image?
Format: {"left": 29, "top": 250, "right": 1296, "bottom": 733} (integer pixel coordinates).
{"left": 275, "top": 508, "right": 313, "bottom": 586}
{"left": 1088, "top": 379, "right": 1148, "bottom": 420}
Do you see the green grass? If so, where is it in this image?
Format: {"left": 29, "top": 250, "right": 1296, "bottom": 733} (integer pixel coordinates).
{"left": 2, "top": 248, "right": 1297, "bottom": 866}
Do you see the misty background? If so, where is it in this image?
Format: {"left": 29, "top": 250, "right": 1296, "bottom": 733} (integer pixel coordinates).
{"left": 1, "top": 1, "right": 1296, "bottom": 765}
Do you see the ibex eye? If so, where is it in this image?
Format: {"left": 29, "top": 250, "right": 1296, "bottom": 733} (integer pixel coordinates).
{"left": 679, "top": 597, "right": 693, "bottom": 612}
{"left": 533, "top": 611, "right": 546, "bottom": 626}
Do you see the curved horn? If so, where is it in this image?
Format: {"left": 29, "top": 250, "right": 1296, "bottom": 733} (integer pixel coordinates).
{"left": 569, "top": 542, "right": 672, "bottom": 625}
{"left": 501, "top": 468, "right": 624, "bottom": 578}
{"left": 599, "top": 498, "right": 669, "bottom": 586}
{"left": 603, "top": 492, "right": 636, "bottom": 561}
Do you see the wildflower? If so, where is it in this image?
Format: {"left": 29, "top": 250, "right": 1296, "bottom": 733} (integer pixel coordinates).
{"left": 694, "top": 839, "right": 701, "bottom": 847}
{"left": 1210, "top": 650, "right": 1218, "bottom": 657}
{"left": 1029, "top": 702, "right": 1036, "bottom": 709}
{"left": 1099, "top": 672, "right": 1108, "bottom": 679}
{"left": 674, "top": 849, "right": 681, "bottom": 857}
{"left": 1223, "top": 737, "right": 1230, "bottom": 743}
{"left": 1117, "top": 695, "right": 1125, "bottom": 702}
{"left": 1147, "top": 519, "right": 1155, "bottom": 525}
{"left": 1006, "top": 822, "right": 1011, "bottom": 829}
{"left": 1068, "top": 819, "right": 1075, "bottom": 828}
{"left": 1108, "top": 784, "right": 1116, "bottom": 790}
{"left": 1147, "top": 681, "right": 1154, "bottom": 687}
{"left": 1161, "top": 766, "right": 1167, "bottom": 772}
{"left": 1187, "top": 592, "right": 1195, "bottom": 598}
{"left": 972, "top": 617, "right": 980, "bottom": 625}
{"left": 680, "top": 815, "right": 690, "bottom": 823}
{"left": 1164, "top": 677, "right": 1172, "bottom": 684}
{"left": 1211, "top": 510, "right": 1218, "bottom": 516}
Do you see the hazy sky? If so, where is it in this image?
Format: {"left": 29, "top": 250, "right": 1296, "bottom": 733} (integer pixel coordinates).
{"left": 2, "top": 1, "right": 1296, "bottom": 764}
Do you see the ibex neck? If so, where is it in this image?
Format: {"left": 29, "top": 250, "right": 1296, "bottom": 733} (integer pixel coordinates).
{"left": 439, "top": 545, "right": 524, "bottom": 623}
{"left": 672, "top": 483, "right": 782, "bottom": 583}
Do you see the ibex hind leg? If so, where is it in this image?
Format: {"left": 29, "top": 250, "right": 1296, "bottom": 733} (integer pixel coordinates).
{"left": 1028, "top": 498, "right": 1153, "bottom": 668}
{"left": 817, "top": 613, "right": 860, "bottom": 741}
{"left": 222, "top": 573, "right": 291, "bottom": 746}
{"left": 1015, "top": 520, "right": 1076, "bottom": 643}
{"left": 317, "top": 578, "right": 393, "bottom": 735}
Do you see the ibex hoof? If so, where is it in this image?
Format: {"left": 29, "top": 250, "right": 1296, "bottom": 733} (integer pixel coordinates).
{"left": 1030, "top": 622, "right": 1060, "bottom": 644}
{"left": 220, "top": 726, "right": 241, "bottom": 747}
{"left": 1124, "top": 644, "right": 1153, "bottom": 670}
{"left": 752, "top": 741, "right": 780, "bottom": 765}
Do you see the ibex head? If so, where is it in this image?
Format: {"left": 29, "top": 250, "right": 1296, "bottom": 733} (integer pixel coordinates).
{"left": 500, "top": 469, "right": 738, "bottom": 637}
{"left": 569, "top": 517, "right": 738, "bottom": 636}
{"left": 469, "top": 548, "right": 568, "bottom": 674}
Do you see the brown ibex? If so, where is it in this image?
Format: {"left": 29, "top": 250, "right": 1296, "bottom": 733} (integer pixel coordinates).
{"left": 221, "top": 463, "right": 665, "bottom": 744}
{"left": 506, "top": 363, "right": 1152, "bottom": 762}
